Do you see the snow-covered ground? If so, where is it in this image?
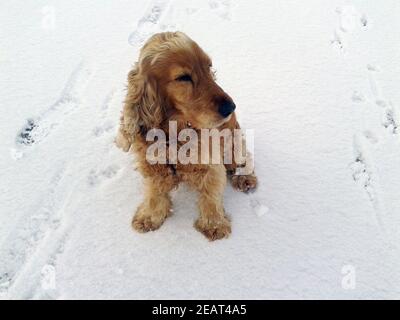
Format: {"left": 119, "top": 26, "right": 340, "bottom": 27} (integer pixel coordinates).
{"left": 1, "top": 0, "right": 400, "bottom": 299}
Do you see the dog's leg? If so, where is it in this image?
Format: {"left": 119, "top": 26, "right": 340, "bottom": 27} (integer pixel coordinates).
{"left": 228, "top": 151, "right": 258, "bottom": 193}
{"left": 188, "top": 165, "right": 231, "bottom": 241}
{"left": 132, "top": 176, "right": 175, "bottom": 233}
{"left": 222, "top": 115, "right": 258, "bottom": 193}
{"left": 115, "top": 113, "right": 133, "bottom": 152}
{"left": 115, "top": 128, "right": 132, "bottom": 152}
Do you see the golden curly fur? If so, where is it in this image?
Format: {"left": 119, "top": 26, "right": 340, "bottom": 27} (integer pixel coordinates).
{"left": 116, "top": 32, "right": 257, "bottom": 241}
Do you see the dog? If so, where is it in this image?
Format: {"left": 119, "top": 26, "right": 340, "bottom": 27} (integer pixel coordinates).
{"left": 116, "top": 32, "right": 257, "bottom": 240}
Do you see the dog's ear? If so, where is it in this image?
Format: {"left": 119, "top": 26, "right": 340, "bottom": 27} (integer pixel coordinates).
{"left": 122, "top": 64, "right": 165, "bottom": 138}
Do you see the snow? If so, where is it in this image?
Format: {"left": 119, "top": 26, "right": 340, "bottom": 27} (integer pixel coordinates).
{"left": 1, "top": 0, "right": 400, "bottom": 299}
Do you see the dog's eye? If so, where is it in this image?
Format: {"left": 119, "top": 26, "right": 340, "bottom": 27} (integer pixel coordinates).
{"left": 175, "top": 74, "right": 192, "bottom": 82}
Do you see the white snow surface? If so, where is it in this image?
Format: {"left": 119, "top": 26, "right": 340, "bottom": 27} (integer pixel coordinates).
{"left": 1, "top": 0, "right": 400, "bottom": 299}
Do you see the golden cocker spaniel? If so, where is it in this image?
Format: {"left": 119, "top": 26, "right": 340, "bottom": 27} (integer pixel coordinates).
{"left": 116, "top": 32, "right": 257, "bottom": 240}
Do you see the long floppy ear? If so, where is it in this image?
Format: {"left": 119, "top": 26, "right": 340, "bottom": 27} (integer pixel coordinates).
{"left": 121, "top": 64, "right": 164, "bottom": 139}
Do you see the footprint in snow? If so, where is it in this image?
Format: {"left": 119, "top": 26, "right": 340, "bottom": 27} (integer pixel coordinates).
{"left": 128, "top": 0, "right": 171, "bottom": 46}
{"left": 208, "top": 0, "right": 234, "bottom": 20}
{"left": 88, "top": 165, "right": 121, "bottom": 186}
{"left": 332, "top": 6, "right": 368, "bottom": 52}
{"left": 16, "top": 62, "right": 93, "bottom": 149}
{"left": 92, "top": 120, "right": 115, "bottom": 138}
{"left": 352, "top": 91, "right": 366, "bottom": 103}
{"left": 363, "top": 130, "right": 379, "bottom": 145}
{"left": 367, "top": 66, "right": 399, "bottom": 135}
{"left": 10, "top": 148, "right": 24, "bottom": 160}
{"left": 382, "top": 106, "right": 399, "bottom": 135}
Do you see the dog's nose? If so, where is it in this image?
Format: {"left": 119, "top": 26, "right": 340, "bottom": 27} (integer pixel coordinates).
{"left": 218, "top": 100, "right": 236, "bottom": 118}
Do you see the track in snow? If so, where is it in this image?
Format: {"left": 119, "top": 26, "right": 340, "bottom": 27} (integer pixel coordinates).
{"left": 16, "top": 62, "right": 93, "bottom": 150}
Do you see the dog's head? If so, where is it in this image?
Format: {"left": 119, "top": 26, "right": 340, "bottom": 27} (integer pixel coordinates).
{"left": 126, "top": 32, "right": 236, "bottom": 135}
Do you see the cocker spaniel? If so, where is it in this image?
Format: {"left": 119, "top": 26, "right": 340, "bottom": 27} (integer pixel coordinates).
{"left": 116, "top": 32, "right": 257, "bottom": 240}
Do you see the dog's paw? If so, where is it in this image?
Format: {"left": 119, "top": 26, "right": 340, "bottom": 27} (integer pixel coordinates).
{"left": 115, "top": 130, "right": 131, "bottom": 152}
{"left": 132, "top": 216, "right": 162, "bottom": 233}
{"left": 132, "top": 205, "right": 171, "bottom": 233}
{"left": 194, "top": 216, "right": 231, "bottom": 241}
{"left": 231, "top": 174, "right": 258, "bottom": 193}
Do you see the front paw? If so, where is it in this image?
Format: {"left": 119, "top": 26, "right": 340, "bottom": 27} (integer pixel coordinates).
{"left": 132, "top": 205, "right": 171, "bottom": 233}
{"left": 231, "top": 174, "right": 258, "bottom": 193}
{"left": 115, "top": 130, "right": 131, "bottom": 152}
{"left": 194, "top": 216, "right": 231, "bottom": 241}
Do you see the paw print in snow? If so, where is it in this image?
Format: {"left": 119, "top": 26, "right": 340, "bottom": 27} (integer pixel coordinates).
{"left": 88, "top": 165, "right": 120, "bottom": 186}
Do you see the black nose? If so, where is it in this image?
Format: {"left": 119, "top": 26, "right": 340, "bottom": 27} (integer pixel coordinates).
{"left": 218, "top": 100, "right": 236, "bottom": 118}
